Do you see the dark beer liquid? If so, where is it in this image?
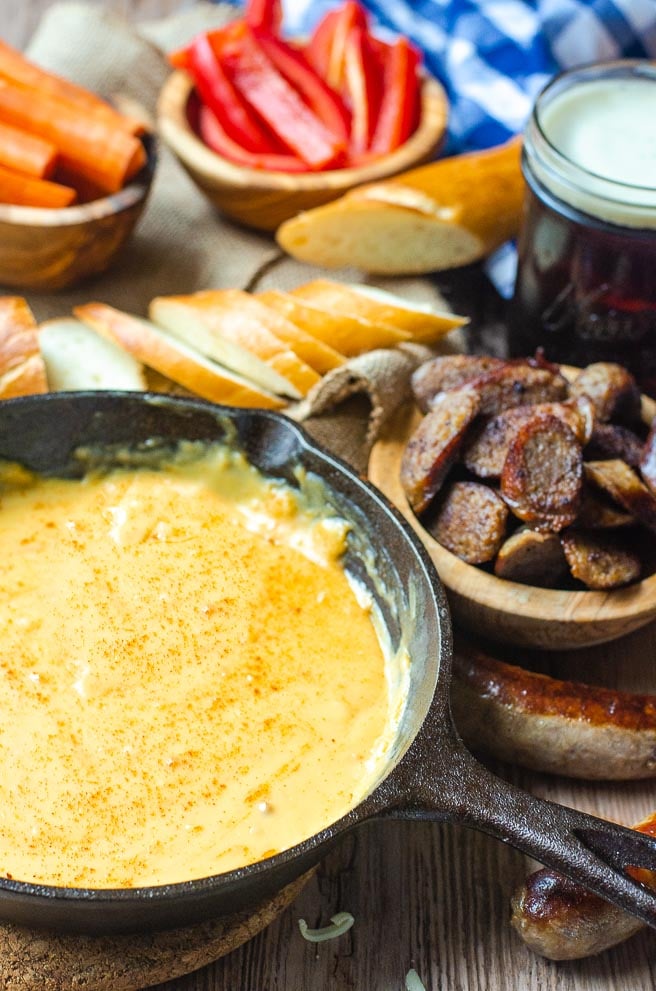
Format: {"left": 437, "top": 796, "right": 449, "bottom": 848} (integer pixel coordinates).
{"left": 510, "top": 170, "right": 656, "bottom": 395}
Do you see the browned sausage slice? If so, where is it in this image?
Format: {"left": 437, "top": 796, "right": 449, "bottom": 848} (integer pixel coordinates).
{"left": 501, "top": 414, "right": 583, "bottom": 531}
{"left": 575, "top": 488, "right": 634, "bottom": 529}
{"left": 569, "top": 361, "right": 642, "bottom": 424}
{"left": 451, "top": 644, "right": 656, "bottom": 780}
{"left": 586, "top": 421, "right": 645, "bottom": 468}
{"left": 584, "top": 459, "right": 656, "bottom": 532}
{"left": 400, "top": 388, "right": 480, "bottom": 514}
{"left": 464, "top": 400, "right": 592, "bottom": 479}
{"left": 493, "top": 528, "right": 567, "bottom": 586}
{"left": 510, "top": 812, "right": 656, "bottom": 960}
{"left": 560, "top": 529, "right": 641, "bottom": 589}
{"left": 460, "top": 364, "right": 569, "bottom": 417}
{"left": 427, "top": 481, "right": 508, "bottom": 564}
{"left": 410, "top": 354, "right": 505, "bottom": 412}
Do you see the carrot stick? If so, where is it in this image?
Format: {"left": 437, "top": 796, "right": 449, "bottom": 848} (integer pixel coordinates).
{"left": 0, "top": 39, "right": 144, "bottom": 136}
{"left": 0, "top": 162, "right": 76, "bottom": 208}
{"left": 0, "top": 77, "right": 146, "bottom": 194}
{"left": 0, "top": 120, "right": 57, "bottom": 178}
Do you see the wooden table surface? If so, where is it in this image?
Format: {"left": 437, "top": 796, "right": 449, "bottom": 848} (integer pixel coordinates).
{"left": 5, "top": 4, "right": 656, "bottom": 989}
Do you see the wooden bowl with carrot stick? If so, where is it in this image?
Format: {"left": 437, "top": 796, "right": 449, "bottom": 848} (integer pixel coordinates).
{"left": 0, "top": 40, "right": 156, "bottom": 291}
{"left": 156, "top": 0, "right": 448, "bottom": 232}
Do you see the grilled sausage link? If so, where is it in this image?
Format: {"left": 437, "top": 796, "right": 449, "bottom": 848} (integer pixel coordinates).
{"left": 510, "top": 812, "right": 656, "bottom": 959}
{"left": 451, "top": 643, "right": 656, "bottom": 780}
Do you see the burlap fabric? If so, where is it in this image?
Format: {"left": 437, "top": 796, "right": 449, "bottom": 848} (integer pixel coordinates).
{"left": 21, "top": 1, "right": 463, "bottom": 470}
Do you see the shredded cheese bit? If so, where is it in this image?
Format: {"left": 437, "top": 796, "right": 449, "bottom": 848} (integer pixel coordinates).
{"left": 405, "top": 969, "right": 426, "bottom": 991}
{"left": 298, "top": 911, "right": 355, "bottom": 942}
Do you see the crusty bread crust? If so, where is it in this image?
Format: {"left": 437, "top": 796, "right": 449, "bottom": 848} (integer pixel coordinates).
{"left": 0, "top": 296, "right": 47, "bottom": 396}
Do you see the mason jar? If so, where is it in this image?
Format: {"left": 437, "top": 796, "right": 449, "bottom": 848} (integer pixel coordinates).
{"left": 509, "top": 60, "right": 656, "bottom": 395}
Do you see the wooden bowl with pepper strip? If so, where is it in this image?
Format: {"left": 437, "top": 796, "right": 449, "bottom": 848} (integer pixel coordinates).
{"left": 156, "top": 2, "right": 449, "bottom": 232}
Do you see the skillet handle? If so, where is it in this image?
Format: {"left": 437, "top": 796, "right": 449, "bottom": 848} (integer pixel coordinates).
{"left": 387, "top": 733, "right": 656, "bottom": 929}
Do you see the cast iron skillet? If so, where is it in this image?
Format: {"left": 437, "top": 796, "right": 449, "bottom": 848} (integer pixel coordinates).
{"left": 1, "top": 391, "right": 656, "bottom": 935}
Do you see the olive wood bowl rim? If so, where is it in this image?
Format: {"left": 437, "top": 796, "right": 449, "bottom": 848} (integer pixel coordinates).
{"left": 368, "top": 380, "right": 656, "bottom": 630}
{"left": 156, "top": 68, "right": 449, "bottom": 192}
{"left": 0, "top": 134, "right": 156, "bottom": 229}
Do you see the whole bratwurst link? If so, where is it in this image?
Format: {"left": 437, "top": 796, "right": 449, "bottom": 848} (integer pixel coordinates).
{"left": 451, "top": 644, "right": 656, "bottom": 780}
{"left": 511, "top": 812, "right": 656, "bottom": 960}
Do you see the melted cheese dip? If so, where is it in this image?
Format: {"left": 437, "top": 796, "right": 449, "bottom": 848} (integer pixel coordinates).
{"left": 0, "top": 446, "right": 401, "bottom": 889}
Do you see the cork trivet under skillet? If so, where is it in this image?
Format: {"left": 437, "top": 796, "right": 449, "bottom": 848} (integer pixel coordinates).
{"left": 0, "top": 869, "right": 313, "bottom": 991}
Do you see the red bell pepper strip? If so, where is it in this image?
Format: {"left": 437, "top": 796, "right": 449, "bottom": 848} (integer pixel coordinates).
{"left": 223, "top": 30, "right": 346, "bottom": 169}
{"left": 343, "top": 24, "right": 382, "bottom": 154}
{"left": 370, "top": 37, "right": 422, "bottom": 153}
{"left": 245, "top": 0, "right": 282, "bottom": 34}
{"left": 187, "top": 30, "right": 275, "bottom": 154}
{"left": 306, "top": 2, "right": 369, "bottom": 92}
{"left": 251, "top": 28, "right": 351, "bottom": 145}
{"left": 198, "top": 104, "right": 310, "bottom": 172}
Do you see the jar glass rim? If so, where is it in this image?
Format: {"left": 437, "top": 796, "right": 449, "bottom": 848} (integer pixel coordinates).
{"left": 531, "top": 59, "right": 656, "bottom": 197}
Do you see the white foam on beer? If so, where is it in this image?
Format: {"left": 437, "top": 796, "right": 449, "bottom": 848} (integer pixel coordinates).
{"left": 533, "top": 75, "right": 656, "bottom": 227}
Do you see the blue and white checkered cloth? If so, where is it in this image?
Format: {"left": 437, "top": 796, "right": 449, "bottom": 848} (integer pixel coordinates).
{"left": 280, "top": 0, "right": 656, "bottom": 154}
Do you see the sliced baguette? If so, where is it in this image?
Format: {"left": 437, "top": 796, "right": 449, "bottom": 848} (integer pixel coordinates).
{"left": 74, "top": 302, "right": 284, "bottom": 410}
{"left": 293, "top": 279, "right": 467, "bottom": 344}
{"left": 269, "top": 288, "right": 411, "bottom": 356}
{"left": 255, "top": 290, "right": 346, "bottom": 373}
{"left": 149, "top": 290, "right": 320, "bottom": 399}
{"left": 39, "top": 318, "right": 147, "bottom": 392}
{"left": 0, "top": 296, "right": 47, "bottom": 398}
{"left": 276, "top": 139, "right": 524, "bottom": 274}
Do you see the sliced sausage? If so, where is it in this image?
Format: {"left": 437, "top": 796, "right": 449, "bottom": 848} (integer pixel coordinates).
{"left": 584, "top": 459, "right": 656, "bottom": 533}
{"left": 459, "top": 364, "right": 569, "bottom": 417}
{"left": 560, "top": 529, "right": 641, "bottom": 589}
{"left": 575, "top": 488, "right": 634, "bottom": 530}
{"left": 427, "top": 481, "right": 508, "bottom": 564}
{"left": 569, "top": 361, "right": 642, "bottom": 425}
{"left": 493, "top": 528, "right": 568, "bottom": 587}
{"left": 510, "top": 812, "right": 656, "bottom": 960}
{"left": 410, "top": 354, "right": 505, "bottom": 412}
{"left": 400, "top": 388, "right": 480, "bottom": 514}
{"left": 586, "top": 421, "right": 645, "bottom": 468}
{"left": 451, "top": 643, "right": 656, "bottom": 780}
{"left": 464, "top": 400, "right": 591, "bottom": 480}
{"left": 501, "top": 414, "right": 583, "bottom": 531}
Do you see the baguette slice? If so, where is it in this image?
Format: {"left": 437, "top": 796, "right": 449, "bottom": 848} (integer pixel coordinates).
{"left": 74, "top": 302, "right": 284, "bottom": 410}
{"left": 269, "top": 289, "right": 411, "bottom": 356}
{"left": 0, "top": 296, "right": 47, "bottom": 398}
{"left": 293, "top": 279, "right": 467, "bottom": 344}
{"left": 39, "top": 318, "right": 147, "bottom": 392}
{"left": 277, "top": 138, "right": 524, "bottom": 274}
{"left": 149, "top": 290, "right": 320, "bottom": 399}
{"left": 255, "top": 290, "right": 346, "bottom": 373}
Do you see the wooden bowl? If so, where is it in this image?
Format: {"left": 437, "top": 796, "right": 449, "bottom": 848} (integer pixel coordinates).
{"left": 156, "top": 70, "right": 448, "bottom": 232}
{"left": 0, "top": 136, "right": 156, "bottom": 292}
{"left": 368, "top": 400, "right": 656, "bottom": 651}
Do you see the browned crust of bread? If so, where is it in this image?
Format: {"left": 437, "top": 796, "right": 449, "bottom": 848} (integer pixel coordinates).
{"left": 74, "top": 302, "right": 285, "bottom": 410}
{"left": 510, "top": 813, "right": 656, "bottom": 959}
{"left": 0, "top": 297, "right": 47, "bottom": 397}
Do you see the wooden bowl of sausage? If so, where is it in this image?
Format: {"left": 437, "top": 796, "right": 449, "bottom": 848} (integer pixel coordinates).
{"left": 368, "top": 355, "right": 656, "bottom": 650}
